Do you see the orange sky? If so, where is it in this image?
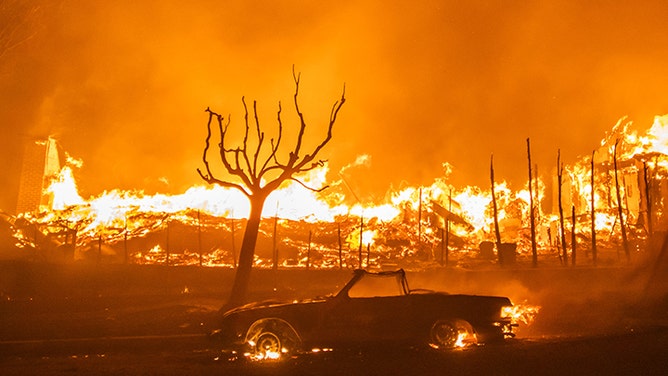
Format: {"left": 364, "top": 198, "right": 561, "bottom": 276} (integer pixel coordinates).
{"left": 2, "top": 0, "right": 668, "bottom": 211}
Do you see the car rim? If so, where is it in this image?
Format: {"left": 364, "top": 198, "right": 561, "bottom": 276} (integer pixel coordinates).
{"left": 430, "top": 321, "right": 459, "bottom": 349}
{"left": 256, "top": 332, "right": 281, "bottom": 357}
{"left": 245, "top": 318, "right": 302, "bottom": 360}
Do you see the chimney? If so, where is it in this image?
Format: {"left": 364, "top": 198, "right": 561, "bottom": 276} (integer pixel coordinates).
{"left": 15, "top": 137, "right": 63, "bottom": 214}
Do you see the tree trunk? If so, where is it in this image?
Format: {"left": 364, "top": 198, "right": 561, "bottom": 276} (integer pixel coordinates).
{"left": 230, "top": 218, "right": 237, "bottom": 267}
{"left": 224, "top": 195, "right": 266, "bottom": 310}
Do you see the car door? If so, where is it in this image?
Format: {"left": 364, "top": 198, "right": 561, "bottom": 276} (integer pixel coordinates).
{"left": 317, "top": 277, "right": 413, "bottom": 344}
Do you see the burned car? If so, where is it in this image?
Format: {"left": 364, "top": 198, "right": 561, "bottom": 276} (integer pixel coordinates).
{"left": 216, "top": 269, "right": 516, "bottom": 359}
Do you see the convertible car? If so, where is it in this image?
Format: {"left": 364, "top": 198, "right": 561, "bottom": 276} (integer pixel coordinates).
{"left": 215, "top": 269, "right": 516, "bottom": 359}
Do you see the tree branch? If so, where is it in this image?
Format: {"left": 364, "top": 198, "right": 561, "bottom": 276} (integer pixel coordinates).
{"left": 295, "top": 84, "right": 346, "bottom": 171}
{"left": 199, "top": 69, "right": 345, "bottom": 202}
{"left": 290, "top": 66, "right": 306, "bottom": 166}
{"left": 206, "top": 108, "right": 253, "bottom": 189}
{"left": 240, "top": 97, "right": 254, "bottom": 179}
{"left": 198, "top": 107, "right": 216, "bottom": 182}
{"left": 252, "top": 100, "right": 265, "bottom": 179}
{"left": 287, "top": 176, "right": 330, "bottom": 193}
{"left": 261, "top": 101, "right": 284, "bottom": 172}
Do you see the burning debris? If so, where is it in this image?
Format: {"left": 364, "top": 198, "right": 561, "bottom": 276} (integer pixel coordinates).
{"left": 502, "top": 303, "right": 541, "bottom": 326}
{"left": 4, "top": 115, "right": 668, "bottom": 270}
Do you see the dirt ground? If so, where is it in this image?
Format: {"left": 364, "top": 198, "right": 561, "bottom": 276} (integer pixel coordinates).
{"left": 2, "top": 329, "right": 668, "bottom": 375}
{"left": 1, "top": 260, "right": 668, "bottom": 375}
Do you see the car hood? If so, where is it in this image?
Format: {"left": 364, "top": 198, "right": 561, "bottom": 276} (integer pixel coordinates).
{"left": 222, "top": 296, "right": 329, "bottom": 316}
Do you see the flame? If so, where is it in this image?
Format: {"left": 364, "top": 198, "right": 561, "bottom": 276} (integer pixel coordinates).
{"left": 245, "top": 339, "right": 285, "bottom": 361}
{"left": 45, "top": 166, "right": 84, "bottom": 210}
{"left": 558, "top": 114, "right": 668, "bottom": 249}
{"left": 454, "top": 330, "right": 477, "bottom": 348}
{"left": 503, "top": 303, "right": 541, "bottom": 326}
{"left": 248, "top": 350, "right": 281, "bottom": 361}
{"left": 11, "top": 114, "right": 668, "bottom": 268}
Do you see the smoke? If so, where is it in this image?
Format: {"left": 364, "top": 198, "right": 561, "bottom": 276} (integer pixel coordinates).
{"left": 405, "top": 245, "right": 668, "bottom": 338}
{"left": 2, "top": 0, "right": 668, "bottom": 212}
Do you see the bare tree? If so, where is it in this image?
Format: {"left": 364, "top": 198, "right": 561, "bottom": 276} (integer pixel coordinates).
{"left": 198, "top": 69, "right": 345, "bottom": 309}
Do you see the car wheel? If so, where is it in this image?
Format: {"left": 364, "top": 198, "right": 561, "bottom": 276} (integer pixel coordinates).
{"left": 255, "top": 332, "right": 281, "bottom": 357}
{"left": 245, "top": 318, "right": 302, "bottom": 360}
{"left": 429, "top": 319, "right": 477, "bottom": 349}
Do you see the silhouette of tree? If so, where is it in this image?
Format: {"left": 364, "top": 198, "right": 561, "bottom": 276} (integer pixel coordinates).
{"left": 198, "top": 68, "right": 345, "bottom": 309}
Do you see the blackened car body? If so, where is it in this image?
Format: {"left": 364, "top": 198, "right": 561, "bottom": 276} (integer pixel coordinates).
{"left": 216, "top": 269, "right": 515, "bottom": 359}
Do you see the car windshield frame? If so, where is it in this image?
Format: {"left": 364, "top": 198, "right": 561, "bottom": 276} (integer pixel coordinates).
{"left": 336, "top": 269, "right": 410, "bottom": 299}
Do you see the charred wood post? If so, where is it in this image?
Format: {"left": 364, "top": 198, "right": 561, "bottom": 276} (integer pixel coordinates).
{"left": 418, "top": 187, "right": 423, "bottom": 250}
{"left": 643, "top": 161, "right": 653, "bottom": 235}
{"left": 591, "top": 150, "right": 597, "bottom": 265}
{"left": 366, "top": 243, "right": 370, "bottom": 268}
{"left": 527, "top": 138, "right": 537, "bottom": 267}
{"left": 445, "top": 226, "right": 450, "bottom": 268}
{"left": 165, "top": 221, "right": 170, "bottom": 265}
{"left": 490, "top": 154, "right": 503, "bottom": 265}
{"left": 358, "top": 215, "right": 364, "bottom": 269}
{"left": 571, "top": 205, "right": 576, "bottom": 266}
{"left": 445, "top": 228, "right": 450, "bottom": 267}
{"left": 306, "top": 230, "right": 312, "bottom": 270}
{"left": 124, "top": 218, "right": 128, "bottom": 264}
{"left": 440, "top": 227, "right": 445, "bottom": 267}
{"left": 557, "top": 149, "right": 568, "bottom": 265}
{"left": 445, "top": 193, "right": 452, "bottom": 267}
{"left": 337, "top": 222, "right": 343, "bottom": 269}
{"left": 613, "top": 140, "right": 630, "bottom": 263}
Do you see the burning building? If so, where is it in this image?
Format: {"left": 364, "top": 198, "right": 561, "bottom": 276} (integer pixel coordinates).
{"left": 553, "top": 116, "right": 668, "bottom": 263}
{"left": 5, "top": 115, "right": 668, "bottom": 269}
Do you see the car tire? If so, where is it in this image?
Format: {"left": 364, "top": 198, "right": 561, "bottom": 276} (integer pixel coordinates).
{"left": 429, "top": 319, "right": 476, "bottom": 349}
{"left": 245, "top": 318, "right": 302, "bottom": 360}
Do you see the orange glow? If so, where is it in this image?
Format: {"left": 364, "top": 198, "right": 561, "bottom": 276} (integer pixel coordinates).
{"left": 503, "top": 303, "right": 541, "bottom": 326}
{"left": 10, "top": 114, "right": 668, "bottom": 268}
{"left": 3, "top": 2, "right": 668, "bottom": 225}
